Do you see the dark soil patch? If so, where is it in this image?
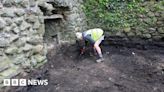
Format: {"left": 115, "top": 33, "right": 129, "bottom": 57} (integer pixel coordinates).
{"left": 8, "top": 44, "right": 164, "bottom": 92}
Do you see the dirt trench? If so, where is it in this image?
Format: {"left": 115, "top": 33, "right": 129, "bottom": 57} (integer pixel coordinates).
{"left": 8, "top": 42, "right": 164, "bottom": 92}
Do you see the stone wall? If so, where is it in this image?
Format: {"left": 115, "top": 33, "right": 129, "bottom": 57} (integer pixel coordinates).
{"left": 83, "top": 1, "right": 164, "bottom": 41}
{"left": 120, "top": 1, "right": 164, "bottom": 40}
{"left": 0, "top": 0, "right": 88, "bottom": 87}
{"left": 44, "top": 0, "right": 88, "bottom": 43}
{"left": 59, "top": 0, "right": 87, "bottom": 41}
{"left": 46, "top": 0, "right": 163, "bottom": 43}
{"left": 0, "top": 0, "right": 49, "bottom": 87}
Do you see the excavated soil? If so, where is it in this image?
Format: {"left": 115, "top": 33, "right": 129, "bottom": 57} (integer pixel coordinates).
{"left": 8, "top": 43, "right": 164, "bottom": 92}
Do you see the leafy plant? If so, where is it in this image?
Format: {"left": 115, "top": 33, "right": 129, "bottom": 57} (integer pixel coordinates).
{"left": 82, "top": 0, "right": 162, "bottom": 32}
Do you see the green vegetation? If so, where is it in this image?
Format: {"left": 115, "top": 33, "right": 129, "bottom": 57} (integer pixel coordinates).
{"left": 82, "top": 0, "right": 163, "bottom": 33}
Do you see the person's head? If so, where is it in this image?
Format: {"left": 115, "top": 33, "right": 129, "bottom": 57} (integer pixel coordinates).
{"left": 75, "top": 32, "right": 83, "bottom": 40}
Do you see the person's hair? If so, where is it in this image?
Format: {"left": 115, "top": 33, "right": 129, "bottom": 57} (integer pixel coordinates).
{"left": 75, "top": 32, "right": 82, "bottom": 40}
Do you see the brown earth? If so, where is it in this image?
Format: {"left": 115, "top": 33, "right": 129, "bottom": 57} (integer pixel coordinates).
{"left": 7, "top": 43, "right": 164, "bottom": 92}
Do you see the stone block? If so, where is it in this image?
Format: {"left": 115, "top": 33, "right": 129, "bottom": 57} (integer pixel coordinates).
{"left": 123, "top": 27, "right": 131, "bottom": 33}
{"left": 0, "top": 56, "right": 11, "bottom": 72}
{"left": 156, "top": 21, "right": 163, "bottom": 26}
{"left": 33, "top": 20, "right": 41, "bottom": 29}
{"left": 32, "top": 45, "right": 44, "bottom": 54}
{"left": 157, "top": 17, "right": 164, "bottom": 21}
{"left": 14, "top": 0, "right": 23, "bottom": 4}
{"left": 20, "top": 0, "right": 29, "bottom": 8}
{"left": 0, "top": 55, "right": 10, "bottom": 62}
{"left": 127, "top": 32, "right": 135, "bottom": 37}
{"left": 0, "top": 17, "right": 6, "bottom": 29}
{"left": 5, "top": 46, "right": 18, "bottom": 55}
{"left": 4, "top": 18, "right": 12, "bottom": 26}
{"left": 38, "top": 16, "right": 44, "bottom": 24}
{"left": 0, "top": 38, "right": 10, "bottom": 47}
{"left": 3, "top": 26, "right": 12, "bottom": 32}
{"left": 22, "top": 28, "right": 38, "bottom": 36}
{"left": 34, "top": 54, "right": 46, "bottom": 63}
{"left": 0, "top": 66, "right": 20, "bottom": 78}
{"left": 147, "top": 12, "right": 155, "bottom": 17}
{"left": 10, "top": 23, "right": 17, "bottom": 29}
{"left": 25, "top": 6, "right": 42, "bottom": 15}
{"left": 0, "top": 76, "right": 5, "bottom": 84}
{"left": 13, "top": 17, "right": 23, "bottom": 26}
{"left": 152, "top": 36, "right": 162, "bottom": 40}
{"left": 158, "top": 28, "right": 164, "bottom": 33}
{"left": 27, "top": 36, "right": 43, "bottom": 45}
{"left": 25, "top": 15, "right": 38, "bottom": 23}
{"left": 15, "top": 9, "right": 25, "bottom": 16}
{"left": 29, "top": 0, "right": 36, "bottom": 7}
{"left": 22, "top": 44, "right": 33, "bottom": 52}
{"left": 1, "top": 8, "right": 15, "bottom": 18}
{"left": 30, "top": 56, "right": 37, "bottom": 67}
{"left": 12, "top": 54, "right": 27, "bottom": 65}
{"left": 149, "top": 28, "right": 156, "bottom": 32}
{"left": 155, "top": 12, "right": 160, "bottom": 17}
{"left": 21, "top": 59, "right": 31, "bottom": 69}
{"left": 9, "top": 35, "right": 19, "bottom": 43}
{"left": 0, "top": 65, "right": 10, "bottom": 73}
{"left": 39, "top": 2, "right": 54, "bottom": 11}
{"left": 143, "top": 18, "right": 152, "bottom": 25}
{"left": 38, "top": 24, "right": 45, "bottom": 36}
{"left": 14, "top": 37, "right": 27, "bottom": 47}
{"left": 12, "top": 27, "right": 20, "bottom": 34}
{"left": 35, "top": 60, "right": 47, "bottom": 68}
{"left": 0, "top": 49, "right": 3, "bottom": 56}
{"left": 115, "top": 31, "right": 125, "bottom": 37}
{"left": 142, "top": 34, "right": 152, "bottom": 39}
{"left": 2, "top": 0, "right": 15, "bottom": 7}
{"left": 20, "top": 21, "right": 31, "bottom": 31}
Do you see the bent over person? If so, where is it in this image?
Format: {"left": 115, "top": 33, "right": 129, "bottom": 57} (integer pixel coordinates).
{"left": 75, "top": 28, "right": 105, "bottom": 63}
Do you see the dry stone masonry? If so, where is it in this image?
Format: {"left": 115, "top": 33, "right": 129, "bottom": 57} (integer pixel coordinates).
{"left": 0, "top": 0, "right": 163, "bottom": 89}
{"left": 44, "top": 0, "right": 88, "bottom": 43}
{"left": 0, "top": 0, "right": 87, "bottom": 88}
{"left": 0, "top": 0, "right": 51, "bottom": 87}
{"left": 124, "top": 9, "right": 164, "bottom": 40}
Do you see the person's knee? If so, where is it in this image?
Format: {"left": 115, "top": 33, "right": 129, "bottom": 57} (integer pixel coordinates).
{"left": 94, "top": 43, "right": 97, "bottom": 47}
{"left": 94, "top": 43, "right": 99, "bottom": 48}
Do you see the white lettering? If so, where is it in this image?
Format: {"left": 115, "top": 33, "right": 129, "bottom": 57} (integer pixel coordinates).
{"left": 27, "top": 79, "right": 33, "bottom": 85}
{"left": 44, "top": 79, "right": 48, "bottom": 85}
{"left": 11, "top": 79, "right": 19, "bottom": 86}
{"left": 19, "top": 79, "right": 27, "bottom": 86}
{"left": 37, "top": 80, "right": 44, "bottom": 85}
{"left": 3, "top": 79, "right": 10, "bottom": 86}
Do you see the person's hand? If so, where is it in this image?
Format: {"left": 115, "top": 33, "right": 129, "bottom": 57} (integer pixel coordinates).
{"left": 80, "top": 46, "right": 85, "bottom": 55}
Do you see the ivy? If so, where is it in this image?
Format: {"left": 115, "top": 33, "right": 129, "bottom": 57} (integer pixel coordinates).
{"left": 82, "top": 0, "right": 151, "bottom": 30}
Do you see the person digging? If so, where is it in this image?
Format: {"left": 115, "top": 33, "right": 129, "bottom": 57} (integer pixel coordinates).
{"left": 75, "top": 28, "right": 105, "bottom": 63}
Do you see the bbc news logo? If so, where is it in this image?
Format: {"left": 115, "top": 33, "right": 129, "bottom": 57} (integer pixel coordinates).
{"left": 3, "top": 79, "right": 48, "bottom": 86}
